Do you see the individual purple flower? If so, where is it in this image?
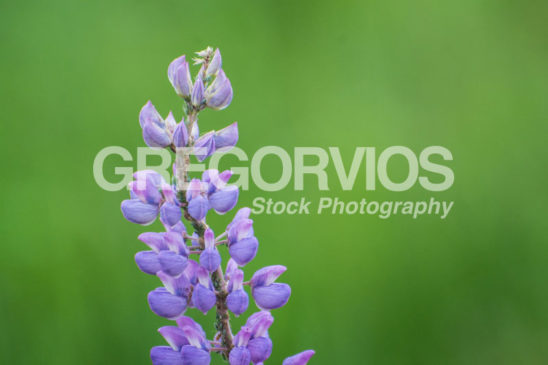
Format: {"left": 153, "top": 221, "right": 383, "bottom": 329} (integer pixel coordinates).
{"left": 199, "top": 229, "right": 221, "bottom": 272}
{"left": 160, "top": 202, "right": 182, "bottom": 227}
{"left": 148, "top": 287, "right": 187, "bottom": 319}
{"left": 192, "top": 267, "right": 216, "bottom": 314}
{"left": 250, "top": 266, "right": 291, "bottom": 310}
{"left": 168, "top": 55, "right": 193, "bottom": 98}
{"left": 214, "top": 122, "right": 238, "bottom": 151}
{"left": 173, "top": 120, "right": 188, "bottom": 148}
{"left": 245, "top": 311, "right": 274, "bottom": 363}
{"left": 226, "top": 269, "right": 248, "bottom": 316}
{"left": 226, "top": 210, "right": 258, "bottom": 266}
{"left": 186, "top": 179, "right": 209, "bottom": 221}
{"left": 139, "top": 101, "right": 172, "bottom": 148}
{"left": 282, "top": 350, "right": 315, "bottom": 365}
{"left": 121, "top": 199, "right": 159, "bottom": 225}
{"left": 205, "top": 69, "right": 233, "bottom": 110}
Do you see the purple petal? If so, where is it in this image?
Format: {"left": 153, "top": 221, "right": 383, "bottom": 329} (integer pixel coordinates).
{"left": 150, "top": 346, "right": 184, "bottom": 365}
{"left": 188, "top": 195, "right": 209, "bottom": 221}
{"left": 248, "top": 337, "right": 273, "bottom": 364}
{"left": 192, "top": 284, "right": 216, "bottom": 314}
{"left": 226, "top": 258, "right": 239, "bottom": 279}
{"left": 199, "top": 248, "right": 221, "bottom": 273}
{"left": 246, "top": 311, "right": 273, "bottom": 338}
{"left": 135, "top": 251, "right": 161, "bottom": 275}
{"left": 282, "top": 350, "right": 315, "bottom": 365}
{"left": 226, "top": 289, "right": 248, "bottom": 316}
{"left": 158, "top": 251, "right": 188, "bottom": 277}
{"left": 205, "top": 70, "right": 233, "bottom": 110}
{"left": 130, "top": 175, "right": 163, "bottom": 205}
{"left": 181, "top": 345, "right": 210, "bottom": 365}
{"left": 148, "top": 287, "right": 187, "bottom": 319}
{"left": 173, "top": 122, "right": 188, "bottom": 147}
{"left": 252, "top": 283, "right": 291, "bottom": 310}
{"left": 161, "top": 183, "right": 177, "bottom": 204}
{"left": 143, "top": 122, "right": 172, "bottom": 148}
{"left": 228, "top": 219, "right": 254, "bottom": 244}
{"left": 170, "top": 58, "right": 193, "bottom": 98}
{"left": 234, "top": 326, "right": 253, "bottom": 347}
{"left": 191, "top": 75, "right": 205, "bottom": 107}
{"left": 138, "top": 232, "right": 166, "bottom": 251}
{"left": 164, "top": 231, "right": 188, "bottom": 256}
{"left": 168, "top": 55, "right": 186, "bottom": 86}
{"left": 229, "top": 269, "right": 244, "bottom": 291}
{"left": 193, "top": 132, "right": 215, "bottom": 162}
{"left": 139, "top": 101, "right": 163, "bottom": 129}
{"left": 158, "top": 326, "right": 190, "bottom": 350}
{"left": 176, "top": 317, "right": 207, "bottom": 345}
{"left": 228, "top": 237, "right": 258, "bottom": 266}
{"left": 157, "top": 271, "right": 191, "bottom": 297}
{"left": 209, "top": 185, "right": 239, "bottom": 214}
{"left": 206, "top": 48, "right": 222, "bottom": 76}
{"left": 214, "top": 122, "right": 238, "bottom": 151}
{"left": 121, "top": 199, "right": 159, "bottom": 225}
{"left": 229, "top": 346, "right": 251, "bottom": 365}
{"left": 250, "top": 265, "right": 287, "bottom": 287}
{"left": 186, "top": 179, "right": 205, "bottom": 201}
{"left": 161, "top": 203, "right": 182, "bottom": 227}
{"left": 165, "top": 111, "right": 177, "bottom": 135}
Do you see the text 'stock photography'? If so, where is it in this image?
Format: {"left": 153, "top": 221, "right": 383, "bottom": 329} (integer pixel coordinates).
{"left": 118, "top": 47, "right": 315, "bottom": 365}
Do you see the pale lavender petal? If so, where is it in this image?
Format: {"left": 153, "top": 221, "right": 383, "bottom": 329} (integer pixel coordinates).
{"left": 168, "top": 55, "right": 186, "bottom": 86}
{"left": 252, "top": 283, "right": 291, "bottom": 310}
{"left": 282, "top": 350, "right": 315, "bottom": 365}
{"left": 250, "top": 265, "right": 287, "bottom": 287}
{"left": 165, "top": 111, "right": 177, "bottom": 135}
{"left": 186, "top": 179, "right": 204, "bottom": 201}
{"left": 161, "top": 183, "right": 177, "bottom": 204}
{"left": 148, "top": 287, "right": 187, "bottom": 319}
{"left": 150, "top": 346, "right": 184, "bottom": 365}
{"left": 246, "top": 311, "right": 273, "bottom": 338}
{"left": 214, "top": 122, "right": 238, "bottom": 151}
{"left": 188, "top": 195, "right": 209, "bottom": 221}
{"left": 234, "top": 326, "right": 253, "bottom": 347}
{"left": 130, "top": 175, "right": 162, "bottom": 205}
{"left": 181, "top": 345, "right": 210, "bottom": 365}
{"left": 138, "top": 232, "right": 166, "bottom": 251}
{"left": 226, "top": 289, "right": 248, "bottom": 316}
{"left": 209, "top": 185, "right": 239, "bottom": 214}
{"left": 228, "top": 236, "right": 258, "bottom": 266}
{"left": 225, "top": 258, "right": 239, "bottom": 279}
{"left": 173, "top": 121, "right": 188, "bottom": 148}
{"left": 248, "top": 337, "right": 273, "bottom": 364}
{"left": 205, "top": 70, "right": 233, "bottom": 110}
{"left": 139, "top": 101, "right": 163, "bottom": 129}
{"left": 176, "top": 316, "right": 207, "bottom": 344}
{"left": 204, "top": 228, "right": 215, "bottom": 249}
{"left": 135, "top": 251, "right": 161, "bottom": 275}
{"left": 192, "top": 284, "right": 216, "bottom": 314}
{"left": 158, "top": 251, "right": 188, "bottom": 277}
{"left": 164, "top": 231, "right": 187, "bottom": 256}
{"left": 193, "top": 132, "right": 215, "bottom": 162}
{"left": 158, "top": 326, "right": 190, "bottom": 350}
{"left": 157, "top": 271, "right": 191, "bottom": 297}
{"left": 161, "top": 202, "right": 182, "bottom": 227}
{"left": 227, "top": 218, "right": 254, "bottom": 243}
{"left": 228, "top": 346, "right": 250, "bottom": 365}
{"left": 206, "top": 48, "right": 222, "bottom": 76}
{"left": 121, "top": 199, "right": 159, "bottom": 225}
{"left": 191, "top": 75, "right": 205, "bottom": 107}
{"left": 143, "top": 122, "right": 172, "bottom": 148}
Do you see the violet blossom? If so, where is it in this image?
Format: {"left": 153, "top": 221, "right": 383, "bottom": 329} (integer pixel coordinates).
{"left": 119, "top": 46, "right": 315, "bottom": 364}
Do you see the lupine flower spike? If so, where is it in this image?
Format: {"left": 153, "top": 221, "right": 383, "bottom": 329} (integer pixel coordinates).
{"left": 120, "top": 46, "right": 315, "bottom": 364}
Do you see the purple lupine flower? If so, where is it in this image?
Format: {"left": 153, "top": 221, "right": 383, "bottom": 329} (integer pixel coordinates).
{"left": 205, "top": 69, "right": 233, "bottom": 110}
{"left": 246, "top": 311, "right": 274, "bottom": 363}
{"left": 192, "top": 266, "right": 216, "bottom": 314}
{"left": 226, "top": 269, "right": 249, "bottom": 316}
{"left": 227, "top": 210, "right": 258, "bottom": 266}
{"left": 140, "top": 101, "right": 172, "bottom": 148}
{"left": 121, "top": 47, "right": 315, "bottom": 364}
{"left": 186, "top": 179, "right": 209, "bottom": 221}
{"left": 283, "top": 350, "right": 316, "bottom": 365}
{"left": 168, "top": 55, "right": 193, "bottom": 98}
{"left": 199, "top": 229, "right": 221, "bottom": 272}
{"left": 250, "top": 265, "right": 291, "bottom": 310}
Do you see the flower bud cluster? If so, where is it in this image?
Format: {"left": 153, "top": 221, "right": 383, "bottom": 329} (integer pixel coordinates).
{"left": 120, "top": 47, "right": 314, "bottom": 365}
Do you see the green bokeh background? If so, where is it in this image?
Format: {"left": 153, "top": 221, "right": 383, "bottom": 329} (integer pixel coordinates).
{"left": 1, "top": 0, "right": 547, "bottom": 364}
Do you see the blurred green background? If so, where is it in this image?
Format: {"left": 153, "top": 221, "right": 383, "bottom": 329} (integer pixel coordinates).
{"left": 1, "top": 0, "right": 547, "bottom": 364}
